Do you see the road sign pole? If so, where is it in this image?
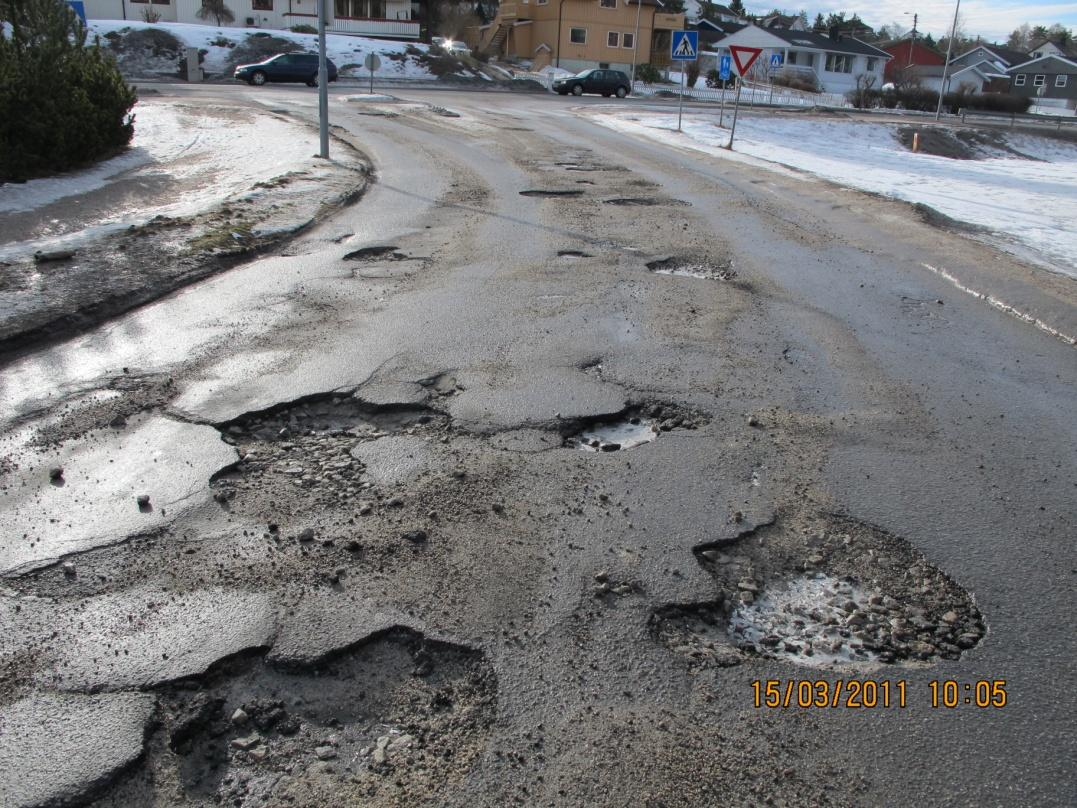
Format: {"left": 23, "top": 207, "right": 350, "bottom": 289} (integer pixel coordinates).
{"left": 719, "top": 82, "right": 726, "bottom": 127}
{"left": 726, "top": 77, "right": 742, "bottom": 150}
{"left": 677, "top": 68, "right": 685, "bottom": 132}
{"left": 316, "top": 0, "right": 329, "bottom": 159}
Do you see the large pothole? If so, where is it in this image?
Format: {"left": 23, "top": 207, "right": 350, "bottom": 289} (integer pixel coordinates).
{"left": 94, "top": 629, "right": 497, "bottom": 807}
{"left": 646, "top": 256, "right": 736, "bottom": 282}
{"left": 211, "top": 394, "right": 448, "bottom": 512}
{"left": 604, "top": 197, "right": 689, "bottom": 207}
{"left": 653, "top": 515, "right": 986, "bottom": 670}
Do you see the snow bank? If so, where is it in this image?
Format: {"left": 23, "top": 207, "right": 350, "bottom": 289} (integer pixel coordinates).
{"left": 0, "top": 101, "right": 324, "bottom": 259}
{"left": 89, "top": 20, "right": 437, "bottom": 79}
{"left": 593, "top": 111, "right": 1077, "bottom": 278}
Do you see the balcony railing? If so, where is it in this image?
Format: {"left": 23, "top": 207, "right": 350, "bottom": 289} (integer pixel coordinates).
{"left": 328, "top": 17, "right": 420, "bottom": 38}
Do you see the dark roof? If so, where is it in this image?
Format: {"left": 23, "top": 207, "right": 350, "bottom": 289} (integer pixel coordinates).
{"left": 695, "top": 19, "right": 745, "bottom": 35}
{"left": 761, "top": 14, "right": 798, "bottom": 29}
{"left": 981, "top": 44, "right": 1031, "bottom": 65}
{"left": 1027, "top": 38, "right": 1077, "bottom": 57}
{"left": 1007, "top": 54, "right": 1077, "bottom": 74}
{"left": 764, "top": 28, "right": 891, "bottom": 58}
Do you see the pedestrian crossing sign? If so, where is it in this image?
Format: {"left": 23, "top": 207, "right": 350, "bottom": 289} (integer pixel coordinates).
{"left": 671, "top": 30, "right": 698, "bottom": 62}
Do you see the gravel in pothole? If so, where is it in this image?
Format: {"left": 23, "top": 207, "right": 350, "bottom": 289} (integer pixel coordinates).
{"left": 211, "top": 396, "right": 447, "bottom": 510}
{"left": 646, "top": 256, "right": 736, "bottom": 281}
{"left": 653, "top": 515, "right": 986, "bottom": 670}
{"left": 94, "top": 629, "right": 497, "bottom": 807}
{"left": 728, "top": 574, "right": 895, "bottom": 666}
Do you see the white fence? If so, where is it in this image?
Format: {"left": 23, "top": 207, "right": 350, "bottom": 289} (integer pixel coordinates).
{"left": 328, "top": 18, "right": 420, "bottom": 38}
{"left": 510, "top": 70, "right": 850, "bottom": 109}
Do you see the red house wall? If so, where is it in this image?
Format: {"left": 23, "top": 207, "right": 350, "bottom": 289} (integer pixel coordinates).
{"left": 883, "top": 40, "right": 945, "bottom": 82}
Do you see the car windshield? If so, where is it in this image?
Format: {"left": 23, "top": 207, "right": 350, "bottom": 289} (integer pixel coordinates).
{"left": 575, "top": 70, "right": 594, "bottom": 78}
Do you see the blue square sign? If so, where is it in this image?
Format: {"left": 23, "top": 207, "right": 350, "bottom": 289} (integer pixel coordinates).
{"left": 719, "top": 54, "right": 732, "bottom": 80}
{"left": 671, "top": 30, "right": 698, "bottom": 62}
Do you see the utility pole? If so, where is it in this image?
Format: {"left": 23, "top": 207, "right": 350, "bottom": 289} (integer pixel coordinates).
{"left": 316, "top": 0, "right": 329, "bottom": 158}
{"left": 906, "top": 12, "right": 917, "bottom": 66}
{"left": 935, "top": 0, "right": 960, "bottom": 121}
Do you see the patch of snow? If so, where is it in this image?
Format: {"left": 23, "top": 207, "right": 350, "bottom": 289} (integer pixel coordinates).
{"left": 593, "top": 111, "right": 1077, "bottom": 278}
{"left": 343, "top": 94, "right": 398, "bottom": 102}
{"left": 87, "top": 20, "right": 437, "bottom": 80}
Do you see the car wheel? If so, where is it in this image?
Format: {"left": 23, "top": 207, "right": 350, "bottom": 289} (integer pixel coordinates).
{"left": 616, "top": 86, "right": 628, "bottom": 98}
{"left": 572, "top": 84, "right": 583, "bottom": 96}
{"left": 307, "top": 73, "right": 319, "bottom": 87}
{"left": 250, "top": 71, "right": 267, "bottom": 86}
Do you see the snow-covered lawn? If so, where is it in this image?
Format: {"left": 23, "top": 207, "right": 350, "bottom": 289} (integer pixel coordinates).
{"left": 88, "top": 20, "right": 438, "bottom": 79}
{"left": 0, "top": 100, "right": 330, "bottom": 260}
{"left": 593, "top": 111, "right": 1077, "bottom": 278}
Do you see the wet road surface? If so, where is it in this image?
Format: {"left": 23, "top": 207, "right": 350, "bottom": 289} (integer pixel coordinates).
{"left": 0, "top": 85, "right": 1074, "bottom": 807}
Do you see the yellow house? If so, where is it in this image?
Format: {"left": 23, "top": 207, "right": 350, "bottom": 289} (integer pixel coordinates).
{"left": 471, "top": 0, "right": 685, "bottom": 74}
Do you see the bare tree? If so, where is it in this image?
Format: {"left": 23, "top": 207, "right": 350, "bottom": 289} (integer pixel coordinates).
{"left": 196, "top": 0, "right": 235, "bottom": 26}
{"left": 850, "top": 72, "right": 877, "bottom": 108}
{"left": 891, "top": 63, "right": 924, "bottom": 91}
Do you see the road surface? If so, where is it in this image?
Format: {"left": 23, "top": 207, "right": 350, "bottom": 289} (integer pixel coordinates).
{"left": 0, "top": 85, "right": 1073, "bottom": 808}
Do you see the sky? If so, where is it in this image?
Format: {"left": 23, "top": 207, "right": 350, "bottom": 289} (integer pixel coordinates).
{"left": 747, "top": 1, "right": 1077, "bottom": 42}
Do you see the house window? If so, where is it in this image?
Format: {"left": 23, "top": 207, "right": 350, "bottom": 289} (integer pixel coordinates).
{"left": 824, "top": 53, "right": 851, "bottom": 73}
{"left": 537, "top": 0, "right": 547, "bottom": 4}
{"left": 866, "top": 57, "right": 877, "bottom": 71}
{"left": 1033, "top": 74, "right": 1045, "bottom": 86}
{"left": 252, "top": 0, "right": 271, "bottom": 9}
{"left": 607, "top": 31, "right": 619, "bottom": 47}
{"left": 1014, "top": 74, "right": 1026, "bottom": 86}
{"left": 1058, "top": 75, "right": 1069, "bottom": 88}
{"left": 334, "top": 0, "right": 384, "bottom": 17}
{"left": 599, "top": 0, "right": 616, "bottom": 7}
{"left": 570, "top": 27, "right": 586, "bottom": 44}
{"left": 623, "top": 32, "right": 634, "bottom": 49}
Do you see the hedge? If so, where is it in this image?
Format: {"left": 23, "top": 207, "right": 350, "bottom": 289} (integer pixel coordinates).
{"left": 0, "top": 0, "right": 136, "bottom": 182}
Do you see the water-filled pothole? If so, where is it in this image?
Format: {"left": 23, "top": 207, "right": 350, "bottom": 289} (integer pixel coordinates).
{"left": 558, "top": 250, "right": 593, "bottom": 258}
{"left": 729, "top": 574, "right": 893, "bottom": 666}
{"left": 653, "top": 515, "right": 986, "bottom": 670}
{"left": 519, "top": 189, "right": 585, "bottom": 197}
{"left": 565, "top": 404, "right": 707, "bottom": 451}
{"left": 646, "top": 256, "right": 736, "bottom": 281}
{"left": 568, "top": 417, "right": 658, "bottom": 452}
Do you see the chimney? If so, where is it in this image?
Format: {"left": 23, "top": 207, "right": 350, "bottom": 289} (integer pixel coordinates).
{"left": 829, "top": 26, "right": 841, "bottom": 41}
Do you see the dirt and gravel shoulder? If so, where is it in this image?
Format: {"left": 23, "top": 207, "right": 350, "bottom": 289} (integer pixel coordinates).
{"left": 0, "top": 97, "right": 370, "bottom": 354}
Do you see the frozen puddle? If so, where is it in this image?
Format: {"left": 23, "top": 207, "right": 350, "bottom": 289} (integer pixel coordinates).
{"left": 728, "top": 574, "right": 888, "bottom": 667}
{"left": 569, "top": 417, "right": 658, "bottom": 452}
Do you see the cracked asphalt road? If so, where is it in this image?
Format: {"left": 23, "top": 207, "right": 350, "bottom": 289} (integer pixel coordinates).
{"left": 0, "top": 86, "right": 1074, "bottom": 808}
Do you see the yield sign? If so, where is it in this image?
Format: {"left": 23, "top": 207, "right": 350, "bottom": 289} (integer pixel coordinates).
{"left": 729, "top": 45, "right": 763, "bottom": 76}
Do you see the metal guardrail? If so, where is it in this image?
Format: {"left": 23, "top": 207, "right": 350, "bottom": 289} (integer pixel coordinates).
{"left": 958, "top": 107, "right": 1077, "bottom": 131}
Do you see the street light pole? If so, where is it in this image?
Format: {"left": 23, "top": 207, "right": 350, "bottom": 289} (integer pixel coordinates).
{"left": 935, "top": 0, "right": 960, "bottom": 121}
{"left": 316, "top": 0, "right": 329, "bottom": 158}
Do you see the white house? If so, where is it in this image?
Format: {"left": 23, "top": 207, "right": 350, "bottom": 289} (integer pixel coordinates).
{"left": 712, "top": 23, "right": 890, "bottom": 95}
{"left": 80, "top": 0, "right": 419, "bottom": 39}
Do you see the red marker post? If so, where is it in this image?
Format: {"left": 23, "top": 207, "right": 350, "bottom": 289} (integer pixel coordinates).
{"left": 726, "top": 45, "right": 762, "bottom": 150}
